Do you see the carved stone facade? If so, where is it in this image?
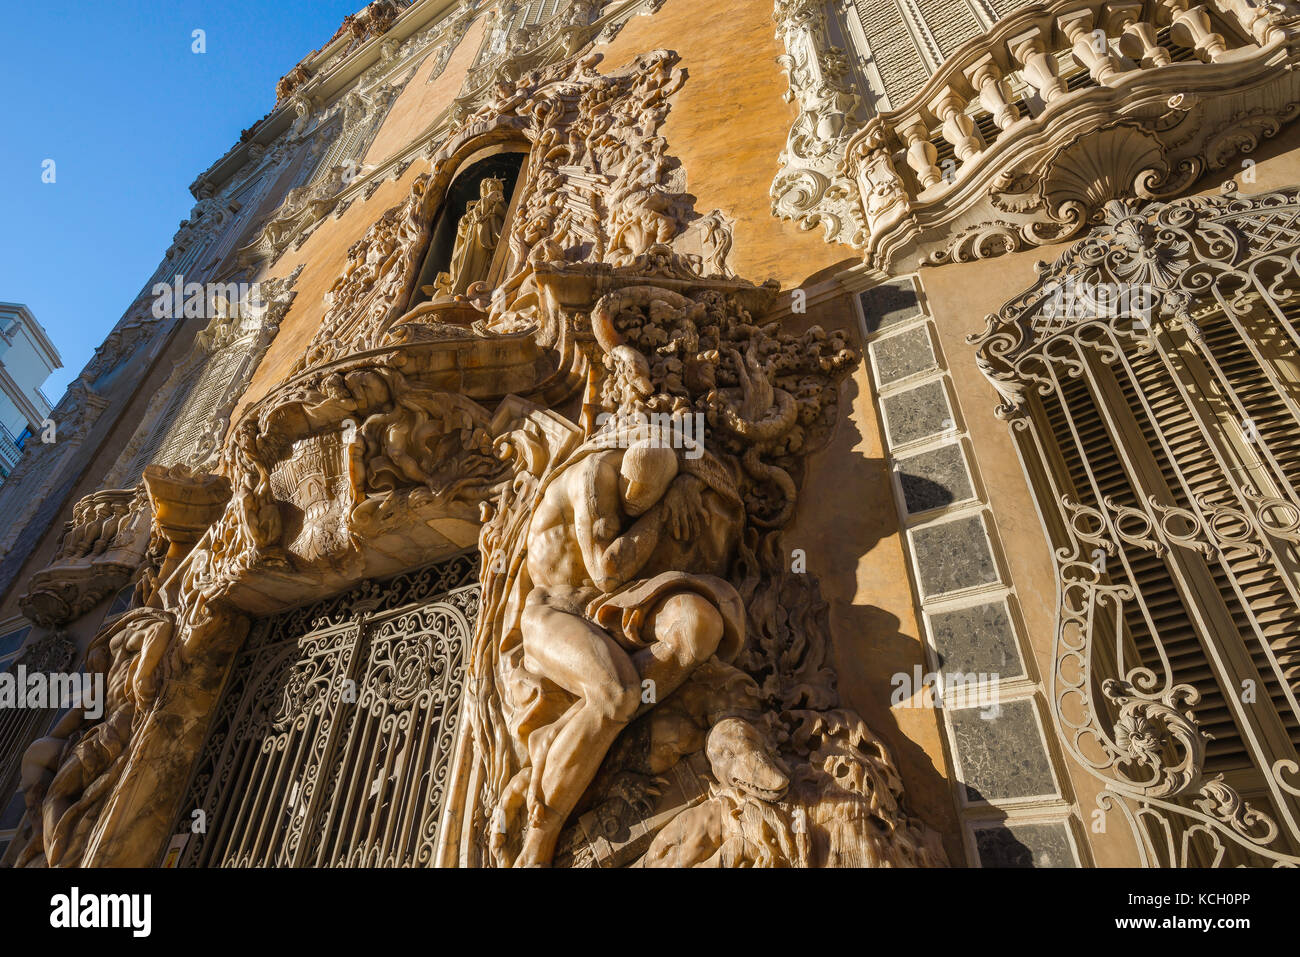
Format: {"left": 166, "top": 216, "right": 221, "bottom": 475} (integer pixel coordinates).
{"left": 7, "top": 0, "right": 1300, "bottom": 871}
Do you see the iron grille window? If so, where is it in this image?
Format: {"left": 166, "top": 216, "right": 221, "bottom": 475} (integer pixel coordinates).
{"left": 177, "top": 553, "right": 479, "bottom": 867}
{"left": 974, "top": 193, "right": 1300, "bottom": 866}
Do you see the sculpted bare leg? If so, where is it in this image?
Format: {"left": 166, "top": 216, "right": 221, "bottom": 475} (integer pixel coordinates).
{"left": 518, "top": 588, "right": 640, "bottom": 866}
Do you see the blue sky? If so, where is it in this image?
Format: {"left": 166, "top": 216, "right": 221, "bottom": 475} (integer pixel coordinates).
{"left": 0, "top": 0, "right": 364, "bottom": 402}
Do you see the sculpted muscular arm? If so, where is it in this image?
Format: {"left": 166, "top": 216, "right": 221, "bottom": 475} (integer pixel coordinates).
{"left": 526, "top": 448, "right": 673, "bottom": 594}
{"left": 574, "top": 453, "right": 667, "bottom": 593}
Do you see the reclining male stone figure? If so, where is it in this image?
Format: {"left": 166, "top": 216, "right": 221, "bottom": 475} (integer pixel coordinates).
{"left": 515, "top": 433, "right": 745, "bottom": 865}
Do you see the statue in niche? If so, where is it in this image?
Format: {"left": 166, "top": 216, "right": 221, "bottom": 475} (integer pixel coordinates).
{"left": 426, "top": 175, "right": 508, "bottom": 301}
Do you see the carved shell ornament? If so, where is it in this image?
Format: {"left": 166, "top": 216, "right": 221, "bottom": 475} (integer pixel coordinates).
{"left": 1035, "top": 124, "right": 1196, "bottom": 240}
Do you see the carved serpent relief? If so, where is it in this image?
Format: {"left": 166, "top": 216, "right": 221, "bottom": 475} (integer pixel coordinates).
{"left": 10, "top": 48, "right": 943, "bottom": 869}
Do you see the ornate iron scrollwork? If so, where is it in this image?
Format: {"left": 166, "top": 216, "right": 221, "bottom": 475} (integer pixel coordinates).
{"left": 973, "top": 184, "right": 1300, "bottom": 866}
{"left": 178, "top": 553, "right": 478, "bottom": 867}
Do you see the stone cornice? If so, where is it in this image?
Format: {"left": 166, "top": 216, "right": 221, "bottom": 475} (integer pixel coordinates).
{"left": 191, "top": 0, "right": 473, "bottom": 199}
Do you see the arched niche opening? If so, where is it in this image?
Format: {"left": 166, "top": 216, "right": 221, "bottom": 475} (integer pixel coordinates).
{"left": 408, "top": 149, "right": 528, "bottom": 312}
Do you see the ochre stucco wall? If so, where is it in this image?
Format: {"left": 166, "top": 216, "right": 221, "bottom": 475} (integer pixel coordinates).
{"left": 782, "top": 294, "right": 963, "bottom": 858}
{"left": 598, "top": 0, "right": 858, "bottom": 289}
{"left": 363, "top": 17, "right": 488, "bottom": 167}
{"left": 231, "top": 164, "right": 427, "bottom": 423}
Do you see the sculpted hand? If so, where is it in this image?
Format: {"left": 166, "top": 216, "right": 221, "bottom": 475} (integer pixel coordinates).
{"left": 661, "top": 474, "right": 705, "bottom": 542}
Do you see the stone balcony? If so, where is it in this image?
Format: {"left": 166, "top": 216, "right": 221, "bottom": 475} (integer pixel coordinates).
{"left": 839, "top": 0, "right": 1300, "bottom": 271}
{"left": 19, "top": 487, "right": 151, "bottom": 627}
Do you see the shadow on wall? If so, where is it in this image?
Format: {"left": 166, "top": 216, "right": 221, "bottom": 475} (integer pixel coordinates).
{"left": 786, "top": 367, "right": 969, "bottom": 861}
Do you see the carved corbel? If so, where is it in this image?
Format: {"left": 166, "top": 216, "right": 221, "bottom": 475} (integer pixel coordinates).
{"left": 289, "top": 91, "right": 317, "bottom": 137}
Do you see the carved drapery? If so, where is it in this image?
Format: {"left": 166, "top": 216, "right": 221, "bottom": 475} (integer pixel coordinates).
{"left": 971, "top": 184, "right": 1300, "bottom": 866}
{"left": 10, "top": 48, "right": 943, "bottom": 869}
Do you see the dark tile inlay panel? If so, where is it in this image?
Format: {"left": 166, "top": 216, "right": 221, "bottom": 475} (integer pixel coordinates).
{"left": 910, "top": 515, "right": 998, "bottom": 598}
{"left": 950, "top": 699, "right": 1057, "bottom": 802}
{"left": 881, "top": 380, "right": 953, "bottom": 447}
{"left": 897, "top": 443, "right": 972, "bottom": 514}
{"left": 859, "top": 279, "right": 921, "bottom": 335}
{"left": 928, "top": 600, "right": 1024, "bottom": 678}
{"left": 872, "top": 325, "right": 936, "bottom": 386}
{"left": 973, "top": 821, "right": 1077, "bottom": 868}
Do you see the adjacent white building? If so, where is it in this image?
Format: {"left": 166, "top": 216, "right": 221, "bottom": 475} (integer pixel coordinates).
{"left": 0, "top": 303, "right": 62, "bottom": 484}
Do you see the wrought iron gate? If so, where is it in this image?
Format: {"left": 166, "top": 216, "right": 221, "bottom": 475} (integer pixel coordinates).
{"left": 178, "top": 553, "right": 478, "bottom": 867}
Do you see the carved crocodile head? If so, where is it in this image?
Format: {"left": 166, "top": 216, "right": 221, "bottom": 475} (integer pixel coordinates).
{"left": 705, "top": 717, "right": 789, "bottom": 801}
